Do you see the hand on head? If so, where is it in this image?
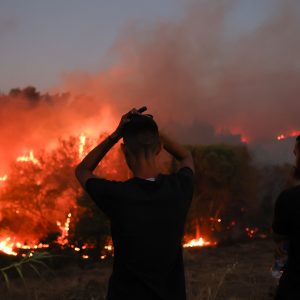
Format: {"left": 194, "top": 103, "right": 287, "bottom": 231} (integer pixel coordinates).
{"left": 115, "top": 106, "right": 148, "bottom": 137}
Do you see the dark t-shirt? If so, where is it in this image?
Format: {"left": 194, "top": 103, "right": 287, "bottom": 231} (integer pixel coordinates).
{"left": 85, "top": 167, "right": 194, "bottom": 300}
{"left": 273, "top": 185, "right": 300, "bottom": 280}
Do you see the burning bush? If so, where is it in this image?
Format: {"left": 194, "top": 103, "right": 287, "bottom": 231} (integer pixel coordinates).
{"left": 0, "top": 129, "right": 292, "bottom": 258}
{"left": 185, "top": 144, "right": 260, "bottom": 244}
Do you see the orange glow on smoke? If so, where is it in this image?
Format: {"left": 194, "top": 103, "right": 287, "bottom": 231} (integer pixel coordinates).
{"left": 277, "top": 130, "right": 300, "bottom": 141}
{"left": 241, "top": 136, "right": 249, "bottom": 143}
{"left": 215, "top": 127, "right": 249, "bottom": 144}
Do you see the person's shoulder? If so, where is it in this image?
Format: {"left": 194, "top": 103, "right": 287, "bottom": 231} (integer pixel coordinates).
{"left": 85, "top": 177, "right": 125, "bottom": 191}
{"left": 281, "top": 185, "right": 300, "bottom": 197}
{"left": 165, "top": 167, "right": 194, "bottom": 194}
{"left": 276, "top": 188, "right": 291, "bottom": 202}
{"left": 164, "top": 167, "right": 193, "bottom": 180}
{"left": 285, "top": 185, "right": 300, "bottom": 201}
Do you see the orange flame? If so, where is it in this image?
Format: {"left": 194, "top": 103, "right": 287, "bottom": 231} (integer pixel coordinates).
{"left": 0, "top": 237, "right": 18, "bottom": 256}
{"left": 78, "top": 134, "right": 87, "bottom": 159}
{"left": 16, "top": 150, "right": 40, "bottom": 165}
{"left": 0, "top": 236, "right": 49, "bottom": 256}
{"left": 56, "top": 213, "right": 72, "bottom": 246}
{"left": 183, "top": 222, "right": 217, "bottom": 248}
{"left": 277, "top": 130, "right": 300, "bottom": 141}
{"left": 183, "top": 237, "right": 216, "bottom": 248}
{"left": 0, "top": 174, "right": 7, "bottom": 182}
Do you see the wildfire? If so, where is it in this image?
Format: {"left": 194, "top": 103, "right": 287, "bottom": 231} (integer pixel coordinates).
{"left": 0, "top": 174, "right": 7, "bottom": 182}
{"left": 78, "top": 134, "right": 87, "bottom": 159}
{"left": 183, "top": 237, "right": 216, "bottom": 248}
{"left": 0, "top": 213, "right": 73, "bottom": 256}
{"left": 0, "top": 133, "right": 220, "bottom": 259}
{"left": 183, "top": 222, "right": 217, "bottom": 248}
{"left": 0, "top": 237, "right": 49, "bottom": 256}
{"left": 277, "top": 130, "right": 300, "bottom": 141}
{"left": 16, "top": 150, "right": 40, "bottom": 165}
{"left": 0, "top": 237, "right": 18, "bottom": 256}
{"left": 56, "top": 213, "right": 71, "bottom": 246}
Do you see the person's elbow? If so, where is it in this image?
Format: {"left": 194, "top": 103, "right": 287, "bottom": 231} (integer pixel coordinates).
{"left": 185, "top": 149, "right": 193, "bottom": 160}
{"left": 179, "top": 150, "right": 195, "bottom": 172}
{"left": 75, "top": 164, "right": 84, "bottom": 181}
{"left": 75, "top": 163, "right": 95, "bottom": 189}
{"left": 178, "top": 147, "right": 192, "bottom": 161}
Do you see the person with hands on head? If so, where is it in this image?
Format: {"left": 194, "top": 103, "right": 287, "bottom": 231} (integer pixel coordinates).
{"left": 75, "top": 107, "right": 194, "bottom": 300}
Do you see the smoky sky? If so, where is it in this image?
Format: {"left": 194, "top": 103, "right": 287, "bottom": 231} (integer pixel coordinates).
{"left": 62, "top": 0, "right": 300, "bottom": 141}
{"left": 1, "top": 0, "right": 300, "bottom": 172}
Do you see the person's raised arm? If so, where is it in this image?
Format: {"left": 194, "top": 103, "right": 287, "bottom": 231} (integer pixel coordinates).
{"left": 75, "top": 107, "right": 146, "bottom": 189}
{"left": 160, "top": 132, "right": 194, "bottom": 173}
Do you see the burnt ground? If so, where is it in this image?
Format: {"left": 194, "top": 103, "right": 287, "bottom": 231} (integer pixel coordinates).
{"left": 0, "top": 239, "right": 277, "bottom": 300}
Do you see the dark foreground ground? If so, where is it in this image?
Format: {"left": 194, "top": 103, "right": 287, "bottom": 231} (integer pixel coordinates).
{"left": 0, "top": 239, "right": 277, "bottom": 300}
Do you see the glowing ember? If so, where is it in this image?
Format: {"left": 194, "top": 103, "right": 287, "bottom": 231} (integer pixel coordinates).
{"left": 16, "top": 150, "right": 40, "bottom": 165}
{"left": 56, "top": 213, "right": 71, "bottom": 246}
{"left": 245, "top": 227, "right": 258, "bottom": 238}
{"left": 18, "top": 243, "right": 49, "bottom": 250}
{"left": 104, "top": 245, "right": 113, "bottom": 251}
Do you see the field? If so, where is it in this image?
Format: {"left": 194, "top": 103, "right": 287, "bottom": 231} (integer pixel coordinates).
{"left": 0, "top": 239, "right": 277, "bottom": 300}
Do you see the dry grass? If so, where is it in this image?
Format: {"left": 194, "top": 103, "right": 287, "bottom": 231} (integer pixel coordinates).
{"left": 184, "top": 240, "right": 277, "bottom": 300}
{"left": 0, "top": 239, "right": 277, "bottom": 300}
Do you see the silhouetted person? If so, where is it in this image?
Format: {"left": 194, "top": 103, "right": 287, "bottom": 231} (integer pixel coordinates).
{"left": 75, "top": 108, "right": 194, "bottom": 300}
{"left": 273, "top": 135, "right": 300, "bottom": 300}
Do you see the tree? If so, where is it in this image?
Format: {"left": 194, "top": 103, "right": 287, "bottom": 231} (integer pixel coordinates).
{"left": 186, "top": 144, "right": 259, "bottom": 241}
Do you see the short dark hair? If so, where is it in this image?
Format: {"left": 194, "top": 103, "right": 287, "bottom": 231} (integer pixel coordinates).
{"left": 123, "top": 115, "right": 160, "bottom": 157}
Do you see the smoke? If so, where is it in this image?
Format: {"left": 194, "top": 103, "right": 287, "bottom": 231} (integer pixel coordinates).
{"left": 0, "top": 15, "right": 19, "bottom": 39}
{"left": 61, "top": 0, "right": 300, "bottom": 142}
{"left": 1, "top": 0, "right": 300, "bottom": 172}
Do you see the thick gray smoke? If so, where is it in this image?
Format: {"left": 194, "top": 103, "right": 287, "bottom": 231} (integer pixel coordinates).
{"left": 1, "top": 0, "right": 300, "bottom": 172}
{"left": 63, "top": 0, "right": 300, "bottom": 140}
